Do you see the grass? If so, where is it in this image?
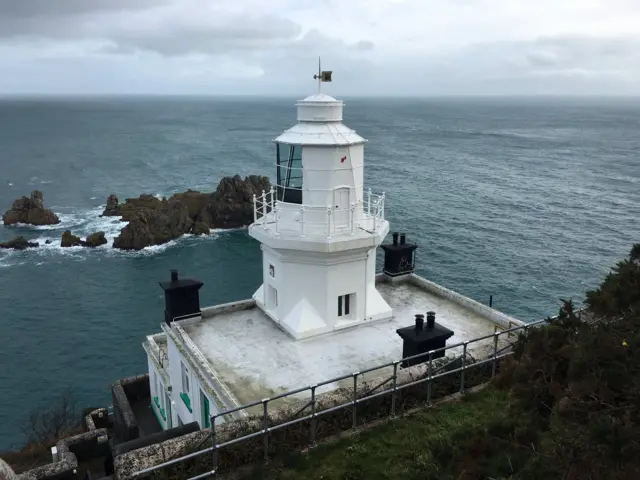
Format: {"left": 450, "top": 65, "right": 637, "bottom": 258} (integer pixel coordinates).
{"left": 243, "top": 388, "right": 509, "bottom": 480}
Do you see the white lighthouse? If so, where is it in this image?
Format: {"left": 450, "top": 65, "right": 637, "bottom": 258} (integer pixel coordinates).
{"left": 248, "top": 75, "right": 393, "bottom": 339}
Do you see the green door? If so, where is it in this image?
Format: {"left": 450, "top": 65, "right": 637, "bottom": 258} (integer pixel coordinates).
{"left": 201, "top": 390, "right": 211, "bottom": 428}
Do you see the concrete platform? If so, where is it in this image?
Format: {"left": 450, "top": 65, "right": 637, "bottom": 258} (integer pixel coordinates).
{"left": 179, "top": 274, "right": 523, "bottom": 407}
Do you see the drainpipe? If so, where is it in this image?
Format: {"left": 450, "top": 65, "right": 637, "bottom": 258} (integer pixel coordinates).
{"left": 364, "top": 250, "right": 369, "bottom": 320}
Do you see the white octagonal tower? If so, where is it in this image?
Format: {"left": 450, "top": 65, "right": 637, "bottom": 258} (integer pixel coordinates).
{"left": 249, "top": 90, "right": 392, "bottom": 339}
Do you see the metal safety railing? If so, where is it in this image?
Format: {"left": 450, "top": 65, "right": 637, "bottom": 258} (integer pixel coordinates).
{"left": 252, "top": 187, "right": 386, "bottom": 238}
{"left": 132, "top": 318, "right": 547, "bottom": 479}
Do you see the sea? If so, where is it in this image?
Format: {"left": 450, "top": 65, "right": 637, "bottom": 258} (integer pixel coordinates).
{"left": 0, "top": 96, "right": 638, "bottom": 450}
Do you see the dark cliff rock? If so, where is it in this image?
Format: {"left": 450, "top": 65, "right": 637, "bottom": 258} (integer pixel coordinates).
{"left": 2, "top": 190, "right": 60, "bottom": 226}
{"left": 109, "top": 175, "right": 270, "bottom": 250}
{"left": 61, "top": 230, "right": 83, "bottom": 247}
{"left": 85, "top": 231, "right": 107, "bottom": 248}
{"left": 0, "top": 236, "right": 39, "bottom": 250}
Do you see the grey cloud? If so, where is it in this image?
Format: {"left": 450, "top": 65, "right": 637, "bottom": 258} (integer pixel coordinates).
{"left": 0, "top": 0, "right": 169, "bottom": 17}
{"left": 352, "top": 40, "right": 375, "bottom": 51}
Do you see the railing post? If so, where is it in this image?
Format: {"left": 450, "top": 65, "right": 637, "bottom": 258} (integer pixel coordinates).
{"left": 327, "top": 207, "right": 332, "bottom": 239}
{"left": 391, "top": 361, "right": 399, "bottom": 419}
{"left": 211, "top": 414, "right": 218, "bottom": 477}
{"left": 460, "top": 342, "right": 468, "bottom": 394}
{"left": 352, "top": 372, "right": 359, "bottom": 430}
{"left": 350, "top": 203, "right": 355, "bottom": 235}
{"left": 275, "top": 206, "right": 279, "bottom": 234}
{"left": 427, "top": 351, "right": 433, "bottom": 405}
{"left": 300, "top": 206, "right": 305, "bottom": 236}
{"left": 252, "top": 194, "right": 257, "bottom": 223}
{"left": 269, "top": 186, "right": 275, "bottom": 211}
{"left": 381, "top": 192, "right": 385, "bottom": 220}
{"left": 261, "top": 190, "right": 267, "bottom": 227}
{"left": 310, "top": 385, "right": 317, "bottom": 447}
{"left": 262, "top": 399, "right": 269, "bottom": 464}
{"left": 367, "top": 188, "right": 371, "bottom": 215}
{"left": 492, "top": 331, "right": 499, "bottom": 378}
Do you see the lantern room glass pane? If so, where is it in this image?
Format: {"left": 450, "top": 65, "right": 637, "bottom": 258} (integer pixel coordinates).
{"left": 276, "top": 143, "right": 303, "bottom": 204}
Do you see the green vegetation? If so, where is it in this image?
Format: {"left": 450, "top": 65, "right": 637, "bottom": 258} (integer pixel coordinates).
{"left": 245, "top": 244, "right": 640, "bottom": 479}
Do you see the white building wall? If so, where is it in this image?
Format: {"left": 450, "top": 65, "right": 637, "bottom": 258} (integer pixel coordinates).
{"left": 164, "top": 329, "right": 225, "bottom": 430}
{"left": 147, "top": 358, "right": 170, "bottom": 430}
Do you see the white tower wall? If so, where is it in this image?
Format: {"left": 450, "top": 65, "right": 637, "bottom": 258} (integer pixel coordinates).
{"left": 249, "top": 91, "right": 392, "bottom": 339}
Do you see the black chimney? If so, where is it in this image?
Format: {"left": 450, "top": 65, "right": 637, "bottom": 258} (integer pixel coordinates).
{"left": 159, "top": 270, "right": 203, "bottom": 325}
{"left": 396, "top": 311, "right": 454, "bottom": 368}
{"left": 380, "top": 233, "right": 417, "bottom": 277}
{"left": 427, "top": 311, "right": 435, "bottom": 329}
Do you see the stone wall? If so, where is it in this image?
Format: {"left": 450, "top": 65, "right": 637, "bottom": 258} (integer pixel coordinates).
{"left": 17, "top": 429, "right": 108, "bottom": 480}
{"left": 112, "top": 374, "right": 150, "bottom": 443}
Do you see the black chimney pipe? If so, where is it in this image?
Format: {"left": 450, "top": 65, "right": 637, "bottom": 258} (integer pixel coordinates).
{"left": 415, "top": 314, "right": 425, "bottom": 332}
{"left": 171, "top": 270, "right": 179, "bottom": 283}
{"left": 400, "top": 234, "right": 406, "bottom": 245}
{"left": 392, "top": 232, "right": 399, "bottom": 246}
{"left": 426, "top": 311, "right": 435, "bottom": 329}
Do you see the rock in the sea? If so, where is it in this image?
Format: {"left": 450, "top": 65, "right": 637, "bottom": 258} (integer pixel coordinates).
{"left": 61, "top": 230, "right": 83, "bottom": 247}
{"left": 191, "top": 222, "right": 210, "bottom": 236}
{"left": 0, "top": 236, "right": 39, "bottom": 250}
{"left": 2, "top": 190, "right": 60, "bottom": 226}
{"left": 85, "top": 231, "right": 107, "bottom": 247}
{"left": 110, "top": 175, "right": 270, "bottom": 250}
{"left": 101, "top": 193, "right": 164, "bottom": 221}
{"left": 103, "top": 194, "right": 120, "bottom": 216}
{"left": 195, "top": 175, "right": 271, "bottom": 229}
{"left": 113, "top": 200, "right": 193, "bottom": 250}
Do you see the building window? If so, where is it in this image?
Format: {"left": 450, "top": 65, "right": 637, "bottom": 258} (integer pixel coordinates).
{"left": 201, "top": 390, "right": 211, "bottom": 428}
{"left": 268, "top": 285, "right": 278, "bottom": 308}
{"left": 181, "top": 363, "right": 190, "bottom": 394}
{"left": 269, "top": 264, "right": 275, "bottom": 278}
{"left": 338, "top": 294, "right": 353, "bottom": 317}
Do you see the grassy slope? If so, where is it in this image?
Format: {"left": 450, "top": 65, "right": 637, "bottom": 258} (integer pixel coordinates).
{"left": 246, "top": 388, "right": 509, "bottom": 480}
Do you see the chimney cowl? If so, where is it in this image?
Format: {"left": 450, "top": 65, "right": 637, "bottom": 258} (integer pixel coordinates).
{"left": 171, "top": 270, "right": 178, "bottom": 282}
{"left": 415, "top": 313, "right": 425, "bottom": 332}
{"left": 392, "top": 232, "right": 399, "bottom": 246}
{"left": 400, "top": 234, "right": 406, "bottom": 245}
{"left": 426, "top": 311, "right": 435, "bottom": 329}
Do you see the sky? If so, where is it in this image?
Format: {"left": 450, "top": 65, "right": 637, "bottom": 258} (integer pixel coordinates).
{"left": 1, "top": 0, "right": 640, "bottom": 96}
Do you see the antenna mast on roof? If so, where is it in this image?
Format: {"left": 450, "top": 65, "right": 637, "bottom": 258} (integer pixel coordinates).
{"left": 313, "top": 56, "right": 332, "bottom": 94}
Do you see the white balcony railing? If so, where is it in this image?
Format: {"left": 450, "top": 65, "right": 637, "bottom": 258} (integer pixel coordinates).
{"left": 252, "top": 187, "right": 386, "bottom": 238}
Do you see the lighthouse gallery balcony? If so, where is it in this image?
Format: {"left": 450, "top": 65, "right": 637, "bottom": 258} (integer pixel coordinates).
{"left": 251, "top": 187, "right": 386, "bottom": 240}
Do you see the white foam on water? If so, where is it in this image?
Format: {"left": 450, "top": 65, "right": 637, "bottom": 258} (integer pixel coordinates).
{"left": 0, "top": 204, "right": 230, "bottom": 266}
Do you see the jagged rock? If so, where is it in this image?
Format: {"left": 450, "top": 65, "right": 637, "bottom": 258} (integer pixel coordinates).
{"left": 2, "top": 190, "right": 60, "bottom": 225}
{"left": 191, "top": 222, "right": 210, "bottom": 236}
{"left": 61, "top": 230, "right": 83, "bottom": 247}
{"left": 197, "top": 175, "right": 271, "bottom": 229}
{"left": 113, "top": 201, "right": 193, "bottom": 250}
{"left": 103, "top": 194, "right": 120, "bottom": 216}
{"left": 109, "top": 175, "right": 270, "bottom": 250}
{"left": 102, "top": 193, "right": 164, "bottom": 221}
{"left": 0, "top": 457, "right": 17, "bottom": 480}
{"left": 85, "top": 231, "right": 107, "bottom": 248}
{"left": 0, "top": 236, "right": 39, "bottom": 250}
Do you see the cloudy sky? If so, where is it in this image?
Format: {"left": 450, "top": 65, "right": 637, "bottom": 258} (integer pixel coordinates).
{"left": 1, "top": 0, "right": 639, "bottom": 96}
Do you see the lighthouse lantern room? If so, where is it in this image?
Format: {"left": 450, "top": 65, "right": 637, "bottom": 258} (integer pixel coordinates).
{"left": 249, "top": 68, "right": 392, "bottom": 339}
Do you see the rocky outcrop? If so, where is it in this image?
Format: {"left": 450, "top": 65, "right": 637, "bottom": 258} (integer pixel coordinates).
{"left": 109, "top": 175, "right": 270, "bottom": 250}
{"left": 60, "top": 231, "right": 108, "bottom": 248}
{"left": 0, "top": 236, "right": 39, "bottom": 250}
{"left": 191, "top": 222, "right": 210, "bottom": 236}
{"left": 61, "top": 230, "right": 83, "bottom": 247}
{"left": 85, "top": 231, "right": 107, "bottom": 248}
{"left": 2, "top": 190, "right": 60, "bottom": 226}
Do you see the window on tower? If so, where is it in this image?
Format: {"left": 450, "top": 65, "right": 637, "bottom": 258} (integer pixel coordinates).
{"left": 276, "top": 143, "right": 303, "bottom": 204}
